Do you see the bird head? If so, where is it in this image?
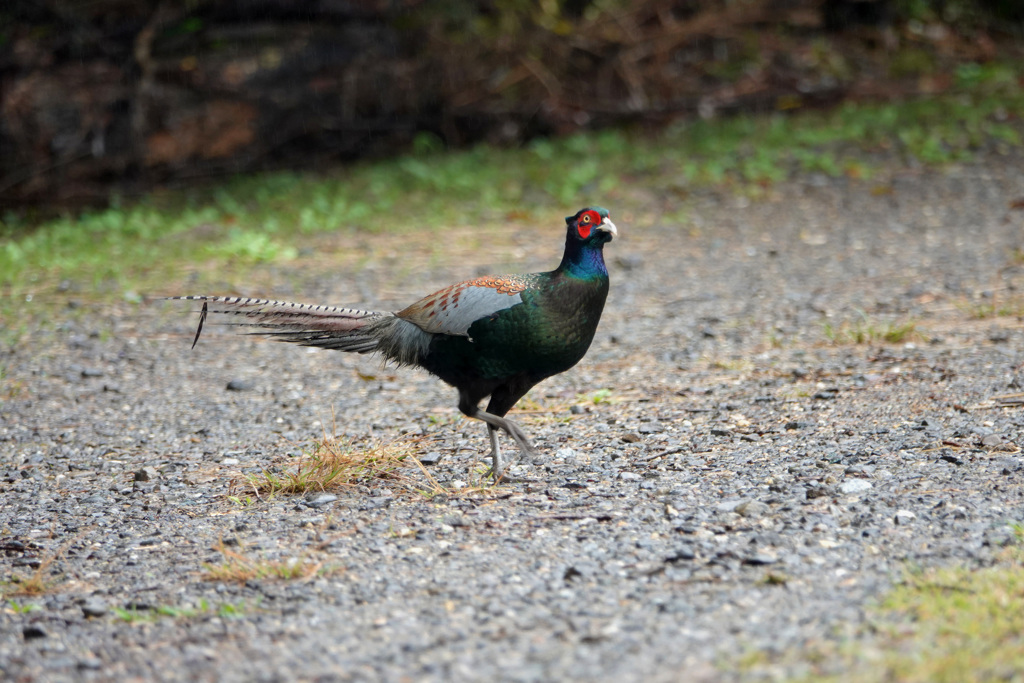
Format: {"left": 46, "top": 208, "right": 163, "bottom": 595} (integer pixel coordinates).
{"left": 565, "top": 207, "right": 617, "bottom": 245}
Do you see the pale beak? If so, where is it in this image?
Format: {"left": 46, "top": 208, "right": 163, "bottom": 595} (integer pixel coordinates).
{"left": 598, "top": 218, "right": 618, "bottom": 237}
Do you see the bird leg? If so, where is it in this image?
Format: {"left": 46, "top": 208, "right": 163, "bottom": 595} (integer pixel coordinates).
{"left": 486, "top": 425, "right": 503, "bottom": 478}
{"left": 468, "top": 408, "right": 536, "bottom": 480}
{"left": 458, "top": 392, "right": 536, "bottom": 480}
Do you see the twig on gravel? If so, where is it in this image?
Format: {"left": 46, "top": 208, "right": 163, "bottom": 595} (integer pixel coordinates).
{"left": 525, "top": 513, "right": 616, "bottom": 522}
{"left": 993, "top": 392, "right": 1024, "bottom": 400}
{"left": 643, "top": 446, "right": 688, "bottom": 461}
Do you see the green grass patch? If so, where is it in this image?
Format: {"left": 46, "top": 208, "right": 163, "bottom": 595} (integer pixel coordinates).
{"left": 822, "top": 312, "right": 921, "bottom": 345}
{"left": 733, "top": 528, "right": 1024, "bottom": 682}
{"left": 958, "top": 296, "right": 1024, "bottom": 320}
{"left": 863, "top": 559, "right": 1024, "bottom": 682}
{"left": 112, "top": 598, "right": 252, "bottom": 622}
{"left": 2, "top": 62, "right": 1023, "bottom": 316}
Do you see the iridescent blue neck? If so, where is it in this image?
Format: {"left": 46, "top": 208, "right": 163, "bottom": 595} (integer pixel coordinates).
{"left": 559, "top": 242, "right": 608, "bottom": 280}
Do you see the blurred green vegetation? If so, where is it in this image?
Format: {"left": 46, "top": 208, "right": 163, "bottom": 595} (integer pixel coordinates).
{"left": 731, "top": 527, "right": 1024, "bottom": 681}
{"left": 1, "top": 61, "right": 1022, "bottom": 317}
{"left": 790, "top": 528, "right": 1024, "bottom": 683}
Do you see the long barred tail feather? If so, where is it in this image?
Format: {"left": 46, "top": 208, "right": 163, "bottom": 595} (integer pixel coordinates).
{"left": 166, "top": 295, "right": 386, "bottom": 354}
{"left": 192, "top": 301, "right": 208, "bottom": 349}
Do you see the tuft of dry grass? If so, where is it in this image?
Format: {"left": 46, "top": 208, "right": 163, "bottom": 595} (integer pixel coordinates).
{"left": 3, "top": 557, "right": 56, "bottom": 598}
{"left": 201, "top": 539, "right": 337, "bottom": 584}
{"left": 244, "top": 436, "right": 423, "bottom": 497}
{"left": 236, "top": 433, "right": 503, "bottom": 498}
{"left": 2, "top": 531, "right": 80, "bottom": 598}
{"left": 224, "top": 393, "right": 540, "bottom": 501}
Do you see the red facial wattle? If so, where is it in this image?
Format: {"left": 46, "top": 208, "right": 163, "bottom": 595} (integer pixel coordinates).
{"left": 576, "top": 210, "right": 601, "bottom": 239}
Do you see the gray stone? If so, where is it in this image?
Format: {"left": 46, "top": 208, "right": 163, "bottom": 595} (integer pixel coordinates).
{"left": 839, "top": 479, "right": 872, "bottom": 494}
{"left": 23, "top": 624, "right": 48, "bottom": 639}
{"left": 805, "top": 485, "right": 833, "bottom": 500}
{"left": 306, "top": 493, "right": 338, "bottom": 508}
{"left": 77, "top": 656, "right": 103, "bottom": 670}
{"left": 666, "top": 545, "right": 696, "bottom": 562}
{"left": 81, "top": 598, "right": 109, "bottom": 618}
{"left": 134, "top": 466, "right": 159, "bottom": 482}
{"left": 418, "top": 451, "right": 443, "bottom": 465}
{"left": 735, "top": 500, "right": 771, "bottom": 518}
{"left": 894, "top": 510, "right": 917, "bottom": 525}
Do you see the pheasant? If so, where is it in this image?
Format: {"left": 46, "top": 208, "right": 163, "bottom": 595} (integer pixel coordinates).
{"left": 171, "top": 207, "right": 617, "bottom": 478}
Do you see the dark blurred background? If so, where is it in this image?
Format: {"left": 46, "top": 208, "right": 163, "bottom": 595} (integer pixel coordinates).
{"left": 2, "top": 0, "right": 1022, "bottom": 207}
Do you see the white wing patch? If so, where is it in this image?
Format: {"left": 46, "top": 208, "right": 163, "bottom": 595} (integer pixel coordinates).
{"left": 398, "top": 281, "right": 524, "bottom": 337}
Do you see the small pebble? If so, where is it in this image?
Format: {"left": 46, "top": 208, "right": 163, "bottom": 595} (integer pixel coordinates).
{"left": 77, "top": 657, "right": 103, "bottom": 670}
{"left": 839, "top": 479, "right": 872, "bottom": 494}
{"left": 419, "top": 452, "right": 443, "bottom": 465}
{"left": 134, "top": 467, "right": 159, "bottom": 482}
{"left": 894, "top": 510, "right": 917, "bottom": 525}
{"left": 666, "top": 545, "right": 696, "bottom": 562}
{"left": 81, "top": 598, "right": 109, "bottom": 618}
{"left": 306, "top": 493, "right": 338, "bottom": 509}
{"left": 23, "top": 624, "right": 48, "bottom": 640}
{"left": 735, "top": 500, "right": 770, "bottom": 518}
{"left": 805, "top": 485, "right": 832, "bottom": 500}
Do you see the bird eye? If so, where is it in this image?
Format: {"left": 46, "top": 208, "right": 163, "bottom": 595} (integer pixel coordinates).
{"left": 581, "top": 214, "right": 591, "bottom": 223}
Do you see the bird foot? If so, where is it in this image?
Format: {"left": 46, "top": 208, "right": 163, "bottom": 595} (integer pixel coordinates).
{"left": 480, "top": 456, "right": 536, "bottom": 484}
{"left": 486, "top": 471, "right": 538, "bottom": 484}
{"left": 479, "top": 413, "right": 535, "bottom": 482}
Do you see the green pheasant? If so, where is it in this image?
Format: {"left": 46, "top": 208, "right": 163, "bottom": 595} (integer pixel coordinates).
{"left": 173, "top": 207, "right": 617, "bottom": 478}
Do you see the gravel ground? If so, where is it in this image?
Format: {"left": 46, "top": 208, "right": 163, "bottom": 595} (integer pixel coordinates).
{"left": 3, "top": 150, "right": 1024, "bottom": 682}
